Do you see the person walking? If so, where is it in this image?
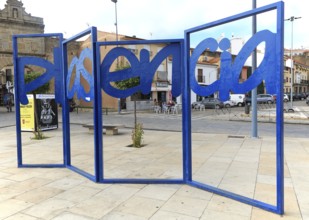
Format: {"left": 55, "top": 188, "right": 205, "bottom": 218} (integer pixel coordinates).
{"left": 3, "top": 92, "right": 13, "bottom": 112}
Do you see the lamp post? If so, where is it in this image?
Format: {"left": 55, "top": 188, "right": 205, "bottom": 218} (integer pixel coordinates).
{"left": 285, "top": 16, "right": 301, "bottom": 108}
{"left": 251, "top": 0, "right": 258, "bottom": 138}
{"left": 111, "top": 0, "right": 121, "bottom": 113}
{"left": 111, "top": 0, "right": 119, "bottom": 45}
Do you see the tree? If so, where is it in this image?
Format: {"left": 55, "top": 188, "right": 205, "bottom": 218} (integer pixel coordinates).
{"left": 24, "top": 72, "right": 51, "bottom": 139}
{"left": 24, "top": 72, "right": 50, "bottom": 95}
{"left": 114, "top": 65, "right": 144, "bottom": 147}
{"left": 257, "top": 81, "right": 265, "bottom": 94}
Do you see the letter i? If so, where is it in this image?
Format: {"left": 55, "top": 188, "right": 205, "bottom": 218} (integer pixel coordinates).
{"left": 218, "top": 38, "right": 232, "bottom": 101}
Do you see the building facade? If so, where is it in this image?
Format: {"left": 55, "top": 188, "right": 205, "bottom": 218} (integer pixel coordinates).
{"left": 7, "top": 1, "right": 302, "bottom": 111}
{"left": 79, "top": 31, "right": 173, "bottom": 110}
{"left": 0, "top": 0, "right": 81, "bottom": 106}
{"left": 0, "top": 0, "right": 44, "bottom": 105}
{"left": 284, "top": 57, "right": 309, "bottom": 95}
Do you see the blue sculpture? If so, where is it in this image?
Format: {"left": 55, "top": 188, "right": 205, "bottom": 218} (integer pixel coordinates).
{"left": 191, "top": 30, "right": 276, "bottom": 101}
{"left": 17, "top": 46, "right": 63, "bottom": 105}
{"left": 67, "top": 48, "right": 94, "bottom": 102}
{"left": 13, "top": 2, "right": 284, "bottom": 215}
{"left": 101, "top": 43, "right": 182, "bottom": 99}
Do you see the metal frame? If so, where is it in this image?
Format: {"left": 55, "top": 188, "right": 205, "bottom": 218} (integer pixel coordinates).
{"left": 96, "top": 39, "right": 185, "bottom": 184}
{"left": 13, "top": 33, "right": 65, "bottom": 168}
{"left": 62, "top": 27, "right": 99, "bottom": 182}
{"left": 184, "top": 2, "right": 284, "bottom": 214}
{"left": 13, "top": 2, "right": 284, "bottom": 215}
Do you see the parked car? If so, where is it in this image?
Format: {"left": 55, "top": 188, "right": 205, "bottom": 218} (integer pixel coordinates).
{"left": 283, "top": 94, "right": 289, "bottom": 102}
{"left": 230, "top": 94, "right": 245, "bottom": 107}
{"left": 285, "top": 93, "right": 291, "bottom": 100}
{"left": 245, "top": 94, "right": 275, "bottom": 105}
{"left": 296, "top": 93, "right": 307, "bottom": 100}
{"left": 286, "top": 93, "right": 307, "bottom": 101}
{"left": 223, "top": 100, "right": 236, "bottom": 108}
{"left": 192, "top": 98, "right": 224, "bottom": 109}
{"left": 272, "top": 94, "right": 289, "bottom": 102}
{"left": 306, "top": 96, "right": 309, "bottom": 105}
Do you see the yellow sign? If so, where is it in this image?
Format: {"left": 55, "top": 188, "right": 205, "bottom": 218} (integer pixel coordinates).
{"left": 20, "top": 94, "right": 35, "bottom": 131}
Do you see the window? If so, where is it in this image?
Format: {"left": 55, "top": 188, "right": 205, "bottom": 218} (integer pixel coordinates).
{"left": 156, "top": 71, "right": 167, "bottom": 81}
{"left": 6, "top": 69, "right": 13, "bottom": 82}
{"left": 13, "top": 8, "right": 18, "bottom": 18}
{"left": 197, "top": 69, "right": 204, "bottom": 83}
{"left": 127, "top": 45, "right": 138, "bottom": 54}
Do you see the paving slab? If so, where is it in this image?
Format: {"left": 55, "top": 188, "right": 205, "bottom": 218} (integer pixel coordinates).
{"left": 0, "top": 122, "right": 308, "bottom": 219}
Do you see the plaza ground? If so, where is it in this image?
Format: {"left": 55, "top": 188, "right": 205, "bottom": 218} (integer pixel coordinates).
{"left": 0, "top": 106, "right": 309, "bottom": 219}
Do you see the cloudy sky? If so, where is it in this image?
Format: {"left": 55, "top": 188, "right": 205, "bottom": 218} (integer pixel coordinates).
{"left": 1, "top": 0, "right": 307, "bottom": 49}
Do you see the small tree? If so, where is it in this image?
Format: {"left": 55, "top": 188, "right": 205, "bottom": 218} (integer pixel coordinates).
{"left": 24, "top": 72, "right": 50, "bottom": 139}
{"left": 24, "top": 72, "right": 50, "bottom": 94}
{"left": 114, "top": 65, "right": 144, "bottom": 147}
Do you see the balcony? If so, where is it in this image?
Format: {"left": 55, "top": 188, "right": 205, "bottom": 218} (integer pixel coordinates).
{"left": 156, "top": 82, "right": 168, "bottom": 87}
{"left": 155, "top": 71, "right": 168, "bottom": 82}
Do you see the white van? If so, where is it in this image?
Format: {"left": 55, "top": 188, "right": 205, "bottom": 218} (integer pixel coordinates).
{"left": 230, "top": 94, "right": 246, "bottom": 107}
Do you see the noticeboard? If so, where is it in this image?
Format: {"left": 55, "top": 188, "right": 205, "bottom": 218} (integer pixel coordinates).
{"left": 20, "top": 94, "right": 58, "bottom": 131}
{"left": 35, "top": 94, "right": 58, "bottom": 131}
{"left": 20, "top": 94, "right": 35, "bottom": 131}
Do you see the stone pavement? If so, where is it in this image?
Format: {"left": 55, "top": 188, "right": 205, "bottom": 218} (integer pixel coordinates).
{"left": 1, "top": 113, "right": 309, "bottom": 219}
{"left": 0, "top": 106, "right": 15, "bottom": 128}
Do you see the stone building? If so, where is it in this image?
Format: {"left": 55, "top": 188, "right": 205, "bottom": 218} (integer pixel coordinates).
{"left": 0, "top": 0, "right": 45, "bottom": 105}
{"left": 0, "top": 0, "right": 81, "bottom": 106}
{"left": 80, "top": 31, "right": 222, "bottom": 111}
{"left": 284, "top": 56, "right": 309, "bottom": 95}
{"left": 79, "top": 31, "right": 172, "bottom": 111}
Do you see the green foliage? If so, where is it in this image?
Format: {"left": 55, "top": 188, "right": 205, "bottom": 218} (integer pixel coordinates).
{"left": 257, "top": 81, "right": 265, "bottom": 94}
{"left": 25, "top": 72, "right": 50, "bottom": 140}
{"left": 131, "top": 123, "right": 144, "bottom": 148}
{"left": 24, "top": 72, "right": 50, "bottom": 94}
{"left": 114, "top": 77, "right": 140, "bottom": 90}
{"left": 114, "top": 64, "right": 140, "bottom": 90}
{"left": 30, "top": 128, "right": 48, "bottom": 140}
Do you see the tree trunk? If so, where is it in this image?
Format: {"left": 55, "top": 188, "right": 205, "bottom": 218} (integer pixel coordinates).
{"left": 134, "top": 100, "right": 137, "bottom": 128}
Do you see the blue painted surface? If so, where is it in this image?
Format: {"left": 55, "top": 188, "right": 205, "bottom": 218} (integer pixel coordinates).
{"left": 13, "top": 33, "right": 63, "bottom": 168}
{"left": 67, "top": 48, "right": 94, "bottom": 102}
{"left": 190, "top": 181, "right": 278, "bottom": 213}
{"left": 275, "top": 2, "right": 285, "bottom": 215}
{"left": 183, "top": 32, "right": 192, "bottom": 183}
{"left": 101, "top": 179, "right": 184, "bottom": 184}
{"left": 62, "top": 27, "right": 98, "bottom": 181}
{"left": 12, "top": 2, "right": 284, "bottom": 215}
{"left": 101, "top": 42, "right": 181, "bottom": 99}
{"left": 97, "top": 39, "right": 184, "bottom": 184}
{"left": 185, "top": 1, "right": 284, "bottom": 215}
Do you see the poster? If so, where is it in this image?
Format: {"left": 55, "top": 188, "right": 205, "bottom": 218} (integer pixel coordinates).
{"left": 20, "top": 94, "right": 35, "bottom": 131}
{"left": 35, "top": 94, "right": 58, "bottom": 131}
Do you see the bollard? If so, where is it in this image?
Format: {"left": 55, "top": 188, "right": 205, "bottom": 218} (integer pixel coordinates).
{"left": 245, "top": 104, "right": 250, "bottom": 114}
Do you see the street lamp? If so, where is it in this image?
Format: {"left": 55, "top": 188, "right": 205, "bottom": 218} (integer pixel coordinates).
{"left": 251, "top": 0, "right": 258, "bottom": 138}
{"left": 111, "top": 0, "right": 121, "bottom": 113}
{"left": 111, "top": 0, "right": 119, "bottom": 45}
{"left": 285, "top": 16, "right": 301, "bottom": 108}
